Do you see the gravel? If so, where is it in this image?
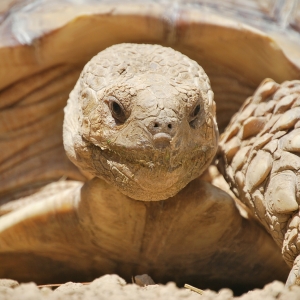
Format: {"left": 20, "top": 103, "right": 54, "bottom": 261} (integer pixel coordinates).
{"left": 1, "top": 275, "right": 300, "bottom": 300}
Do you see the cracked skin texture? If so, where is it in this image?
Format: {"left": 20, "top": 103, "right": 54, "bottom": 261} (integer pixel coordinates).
{"left": 63, "top": 43, "right": 218, "bottom": 201}
{"left": 0, "top": 44, "right": 290, "bottom": 292}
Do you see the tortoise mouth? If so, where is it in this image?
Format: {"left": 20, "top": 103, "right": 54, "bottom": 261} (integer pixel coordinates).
{"left": 93, "top": 143, "right": 183, "bottom": 171}
{"left": 78, "top": 131, "right": 217, "bottom": 200}
{"left": 92, "top": 142, "right": 209, "bottom": 177}
{"left": 153, "top": 133, "right": 172, "bottom": 149}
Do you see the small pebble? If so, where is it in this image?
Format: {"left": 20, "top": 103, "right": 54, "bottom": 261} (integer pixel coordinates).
{"left": 0, "top": 279, "right": 19, "bottom": 288}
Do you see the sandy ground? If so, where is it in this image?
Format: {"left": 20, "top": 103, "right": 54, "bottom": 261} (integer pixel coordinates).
{"left": 1, "top": 275, "right": 300, "bottom": 300}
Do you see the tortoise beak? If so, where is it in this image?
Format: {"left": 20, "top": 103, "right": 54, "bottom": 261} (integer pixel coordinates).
{"left": 153, "top": 132, "right": 172, "bottom": 149}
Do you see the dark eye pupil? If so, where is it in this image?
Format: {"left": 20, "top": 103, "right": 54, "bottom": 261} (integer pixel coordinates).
{"left": 193, "top": 104, "right": 200, "bottom": 117}
{"left": 112, "top": 101, "right": 122, "bottom": 115}
{"left": 107, "top": 97, "right": 128, "bottom": 124}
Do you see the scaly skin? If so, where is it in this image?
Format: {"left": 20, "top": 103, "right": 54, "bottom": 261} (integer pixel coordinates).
{"left": 219, "top": 78, "right": 300, "bottom": 286}
{"left": 63, "top": 44, "right": 218, "bottom": 201}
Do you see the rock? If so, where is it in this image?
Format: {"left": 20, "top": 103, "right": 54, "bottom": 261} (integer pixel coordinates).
{"left": 134, "top": 274, "right": 155, "bottom": 287}
{"left": 0, "top": 279, "right": 19, "bottom": 288}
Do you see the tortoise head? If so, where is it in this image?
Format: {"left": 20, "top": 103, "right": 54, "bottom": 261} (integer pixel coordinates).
{"left": 63, "top": 44, "right": 218, "bottom": 200}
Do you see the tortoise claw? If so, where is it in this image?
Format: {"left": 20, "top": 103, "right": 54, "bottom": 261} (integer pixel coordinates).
{"left": 286, "top": 255, "right": 300, "bottom": 287}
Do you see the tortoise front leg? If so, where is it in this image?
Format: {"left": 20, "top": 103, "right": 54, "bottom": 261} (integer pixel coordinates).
{"left": 219, "top": 78, "right": 300, "bottom": 286}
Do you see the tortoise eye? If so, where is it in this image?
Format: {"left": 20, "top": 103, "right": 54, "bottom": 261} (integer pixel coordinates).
{"left": 107, "top": 96, "right": 127, "bottom": 124}
{"left": 192, "top": 104, "right": 200, "bottom": 118}
{"left": 112, "top": 101, "right": 122, "bottom": 116}
{"left": 189, "top": 102, "right": 202, "bottom": 129}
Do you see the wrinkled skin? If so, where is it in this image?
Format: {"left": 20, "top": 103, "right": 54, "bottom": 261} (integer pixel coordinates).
{"left": 64, "top": 44, "right": 218, "bottom": 200}
{"left": 219, "top": 79, "right": 300, "bottom": 286}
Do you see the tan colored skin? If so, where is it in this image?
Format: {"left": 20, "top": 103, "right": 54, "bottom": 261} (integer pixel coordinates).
{"left": 0, "top": 176, "right": 289, "bottom": 291}
{"left": 63, "top": 44, "right": 218, "bottom": 201}
{"left": 219, "top": 79, "right": 300, "bottom": 286}
{"left": 0, "top": 44, "right": 289, "bottom": 292}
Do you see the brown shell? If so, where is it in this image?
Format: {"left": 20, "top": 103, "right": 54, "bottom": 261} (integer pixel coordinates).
{"left": 1, "top": 0, "right": 300, "bottom": 202}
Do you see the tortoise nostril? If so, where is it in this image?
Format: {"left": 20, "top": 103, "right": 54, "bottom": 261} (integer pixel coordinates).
{"left": 148, "top": 119, "right": 176, "bottom": 138}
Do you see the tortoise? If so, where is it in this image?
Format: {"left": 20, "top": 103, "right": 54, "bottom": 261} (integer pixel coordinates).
{"left": 0, "top": 0, "right": 300, "bottom": 294}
